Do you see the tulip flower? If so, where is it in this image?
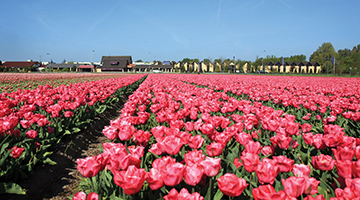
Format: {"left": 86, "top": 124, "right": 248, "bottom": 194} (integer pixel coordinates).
{"left": 292, "top": 164, "right": 311, "bottom": 177}
{"left": 113, "top": 165, "right": 146, "bottom": 195}
{"left": 256, "top": 159, "right": 280, "bottom": 184}
{"left": 206, "top": 142, "right": 224, "bottom": 157}
{"left": 184, "top": 163, "right": 204, "bottom": 186}
{"left": 217, "top": 173, "right": 248, "bottom": 197}
{"left": 25, "top": 130, "right": 37, "bottom": 139}
{"left": 311, "top": 154, "right": 335, "bottom": 171}
{"left": 252, "top": 185, "right": 288, "bottom": 200}
{"left": 145, "top": 168, "right": 164, "bottom": 190}
{"left": 164, "top": 188, "right": 204, "bottom": 200}
{"left": 10, "top": 146, "right": 25, "bottom": 158}
{"left": 282, "top": 176, "right": 306, "bottom": 197}
{"left": 200, "top": 157, "right": 221, "bottom": 177}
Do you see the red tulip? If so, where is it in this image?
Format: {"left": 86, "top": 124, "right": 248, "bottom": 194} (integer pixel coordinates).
{"left": 102, "top": 126, "right": 118, "bottom": 140}
{"left": 10, "top": 146, "right": 25, "bottom": 158}
{"left": 304, "top": 177, "right": 320, "bottom": 195}
{"left": 273, "top": 156, "right": 294, "bottom": 173}
{"left": 200, "top": 123, "right": 214, "bottom": 135}
{"left": 77, "top": 155, "right": 104, "bottom": 178}
{"left": 87, "top": 192, "right": 99, "bottom": 200}
{"left": 25, "top": 130, "right": 37, "bottom": 139}
{"left": 184, "top": 149, "right": 205, "bottom": 167}
{"left": 200, "top": 157, "right": 221, "bottom": 177}
{"left": 188, "top": 135, "right": 205, "bottom": 149}
{"left": 252, "top": 185, "right": 288, "bottom": 200}
{"left": 285, "top": 121, "right": 299, "bottom": 136}
{"left": 152, "top": 156, "right": 176, "bottom": 169}
{"left": 292, "top": 164, "right": 311, "bottom": 177}
{"left": 132, "top": 130, "right": 151, "bottom": 146}
{"left": 164, "top": 188, "right": 204, "bottom": 200}
{"left": 158, "top": 135, "right": 184, "bottom": 155}
{"left": 311, "top": 154, "right": 335, "bottom": 171}
{"left": 335, "top": 160, "right": 352, "bottom": 179}
{"left": 118, "top": 124, "right": 135, "bottom": 141}
{"left": 184, "top": 121, "right": 194, "bottom": 132}
{"left": 244, "top": 140, "right": 262, "bottom": 154}
{"left": 332, "top": 146, "right": 354, "bottom": 161}
{"left": 261, "top": 145, "right": 275, "bottom": 156}
{"left": 240, "top": 152, "right": 259, "bottom": 173}
{"left": 233, "top": 158, "right": 243, "bottom": 168}
{"left": 113, "top": 165, "right": 146, "bottom": 195}
{"left": 256, "top": 159, "right": 280, "bottom": 184}
{"left": 234, "top": 132, "right": 252, "bottom": 145}
{"left": 352, "top": 160, "right": 360, "bottom": 178}
{"left": 206, "top": 142, "right": 224, "bottom": 157}
{"left": 270, "top": 134, "right": 292, "bottom": 149}
{"left": 73, "top": 191, "right": 86, "bottom": 200}
{"left": 217, "top": 173, "right": 248, "bottom": 197}
{"left": 64, "top": 111, "right": 73, "bottom": 118}
{"left": 282, "top": 176, "right": 306, "bottom": 197}
{"left": 184, "top": 163, "right": 204, "bottom": 186}
{"left": 163, "top": 162, "right": 185, "bottom": 186}
{"left": 145, "top": 168, "right": 164, "bottom": 190}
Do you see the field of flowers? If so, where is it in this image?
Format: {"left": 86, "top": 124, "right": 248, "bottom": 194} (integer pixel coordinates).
{"left": 2, "top": 73, "right": 360, "bottom": 200}
{"left": 74, "top": 74, "right": 360, "bottom": 200}
{"left": 0, "top": 73, "right": 146, "bottom": 195}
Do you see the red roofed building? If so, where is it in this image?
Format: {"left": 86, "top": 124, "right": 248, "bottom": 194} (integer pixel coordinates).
{"left": 78, "top": 65, "right": 94, "bottom": 72}
{"left": 1, "top": 61, "right": 41, "bottom": 72}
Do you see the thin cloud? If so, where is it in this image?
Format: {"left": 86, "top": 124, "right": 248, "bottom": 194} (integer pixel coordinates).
{"left": 216, "top": 0, "right": 223, "bottom": 27}
{"left": 278, "top": 0, "right": 293, "bottom": 9}
{"left": 124, "top": 5, "right": 189, "bottom": 48}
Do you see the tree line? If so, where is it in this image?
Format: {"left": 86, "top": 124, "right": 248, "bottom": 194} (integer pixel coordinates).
{"left": 135, "top": 42, "right": 360, "bottom": 75}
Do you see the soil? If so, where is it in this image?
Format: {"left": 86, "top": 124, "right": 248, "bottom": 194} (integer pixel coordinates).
{"left": 1, "top": 97, "right": 128, "bottom": 200}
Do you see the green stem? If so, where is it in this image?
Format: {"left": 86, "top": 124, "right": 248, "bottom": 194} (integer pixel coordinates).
{"left": 209, "top": 177, "right": 213, "bottom": 200}
{"left": 90, "top": 177, "right": 94, "bottom": 192}
{"left": 123, "top": 188, "right": 126, "bottom": 200}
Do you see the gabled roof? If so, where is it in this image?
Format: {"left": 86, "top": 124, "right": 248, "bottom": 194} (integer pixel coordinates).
{"left": 2, "top": 61, "right": 40, "bottom": 68}
{"left": 101, "top": 56, "right": 132, "bottom": 68}
{"left": 310, "top": 62, "right": 321, "bottom": 66}
{"left": 79, "top": 65, "right": 94, "bottom": 69}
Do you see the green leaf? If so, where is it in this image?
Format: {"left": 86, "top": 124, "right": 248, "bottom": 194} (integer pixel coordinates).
{"left": 0, "top": 147, "right": 12, "bottom": 167}
{"left": 213, "top": 189, "right": 224, "bottom": 200}
{"left": 72, "top": 127, "right": 81, "bottom": 133}
{"left": 43, "top": 157, "right": 57, "bottom": 165}
{"left": 0, "top": 182, "right": 26, "bottom": 195}
{"left": 96, "top": 105, "right": 107, "bottom": 114}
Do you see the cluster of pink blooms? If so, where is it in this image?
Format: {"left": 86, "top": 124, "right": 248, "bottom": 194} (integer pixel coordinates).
{"left": 1, "top": 74, "right": 145, "bottom": 159}
{"left": 76, "top": 74, "right": 360, "bottom": 199}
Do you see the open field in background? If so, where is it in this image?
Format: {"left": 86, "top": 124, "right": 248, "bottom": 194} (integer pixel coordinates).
{"left": 1, "top": 73, "right": 360, "bottom": 199}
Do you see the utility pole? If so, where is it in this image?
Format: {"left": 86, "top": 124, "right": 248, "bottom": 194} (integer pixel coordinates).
{"left": 47, "top": 53, "right": 51, "bottom": 72}
{"left": 262, "top": 50, "right": 266, "bottom": 71}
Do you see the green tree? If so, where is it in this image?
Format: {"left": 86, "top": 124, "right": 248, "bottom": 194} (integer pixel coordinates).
{"left": 135, "top": 59, "right": 143, "bottom": 62}
{"left": 337, "top": 48, "right": 352, "bottom": 75}
{"left": 351, "top": 50, "right": 360, "bottom": 75}
{"left": 62, "top": 59, "right": 66, "bottom": 64}
{"left": 310, "top": 42, "right": 338, "bottom": 73}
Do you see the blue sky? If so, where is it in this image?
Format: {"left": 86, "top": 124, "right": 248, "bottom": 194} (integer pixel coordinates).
{"left": 1, "top": 0, "right": 359, "bottom": 63}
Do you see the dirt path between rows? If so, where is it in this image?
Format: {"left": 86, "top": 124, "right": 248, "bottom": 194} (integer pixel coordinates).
{"left": 1, "top": 97, "right": 127, "bottom": 200}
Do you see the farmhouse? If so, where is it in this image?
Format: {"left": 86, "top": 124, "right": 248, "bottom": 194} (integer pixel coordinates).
{"left": 100, "top": 56, "right": 132, "bottom": 72}
{"left": 1, "top": 61, "right": 41, "bottom": 71}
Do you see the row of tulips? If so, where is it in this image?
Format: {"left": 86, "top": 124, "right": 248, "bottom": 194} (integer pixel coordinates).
{"left": 0, "top": 73, "right": 131, "bottom": 93}
{"left": 172, "top": 74, "right": 360, "bottom": 121}
{"left": 171, "top": 74, "right": 360, "bottom": 139}
{"left": 0, "top": 74, "right": 146, "bottom": 194}
{"left": 74, "top": 74, "right": 360, "bottom": 199}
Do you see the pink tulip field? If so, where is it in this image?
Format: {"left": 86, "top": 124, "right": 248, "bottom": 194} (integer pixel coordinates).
{"left": 2, "top": 73, "right": 360, "bottom": 200}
